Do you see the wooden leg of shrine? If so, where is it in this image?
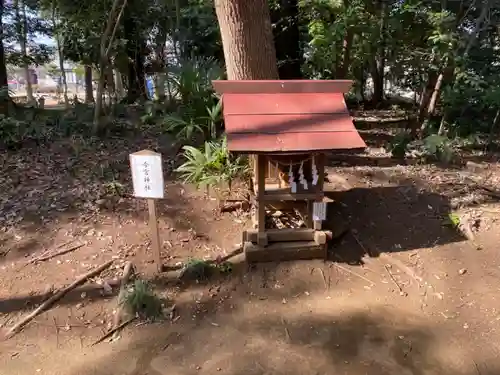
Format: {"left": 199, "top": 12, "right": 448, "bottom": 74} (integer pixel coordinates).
{"left": 256, "top": 155, "right": 268, "bottom": 247}
{"left": 244, "top": 153, "right": 330, "bottom": 263}
{"left": 314, "top": 153, "right": 326, "bottom": 231}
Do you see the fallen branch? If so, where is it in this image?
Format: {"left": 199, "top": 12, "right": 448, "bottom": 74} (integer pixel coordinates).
{"left": 351, "top": 231, "right": 375, "bottom": 257}
{"left": 91, "top": 316, "right": 136, "bottom": 346}
{"left": 384, "top": 265, "right": 407, "bottom": 296}
{"left": 4, "top": 260, "right": 114, "bottom": 339}
{"left": 111, "top": 261, "right": 135, "bottom": 340}
{"left": 480, "top": 185, "right": 500, "bottom": 200}
{"left": 219, "top": 200, "right": 250, "bottom": 213}
{"left": 332, "top": 263, "right": 376, "bottom": 286}
{"left": 20, "top": 250, "right": 50, "bottom": 269}
{"left": 33, "top": 243, "right": 86, "bottom": 263}
{"left": 311, "top": 267, "right": 328, "bottom": 290}
{"left": 21, "top": 241, "right": 81, "bottom": 268}
{"left": 380, "top": 253, "right": 423, "bottom": 288}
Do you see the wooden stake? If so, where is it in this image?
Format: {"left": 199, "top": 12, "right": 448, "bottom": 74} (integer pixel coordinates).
{"left": 4, "top": 260, "right": 114, "bottom": 339}
{"left": 147, "top": 199, "right": 162, "bottom": 272}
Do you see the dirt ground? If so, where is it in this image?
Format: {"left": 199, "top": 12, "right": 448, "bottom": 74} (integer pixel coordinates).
{"left": 1, "top": 129, "right": 500, "bottom": 375}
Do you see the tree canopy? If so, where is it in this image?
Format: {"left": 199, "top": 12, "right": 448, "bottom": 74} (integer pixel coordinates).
{"left": 0, "top": 0, "right": 499, "bottom": 137}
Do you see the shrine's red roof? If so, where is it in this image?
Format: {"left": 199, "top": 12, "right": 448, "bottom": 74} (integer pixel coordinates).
{"left": 212, "top": 80, "right": 366, "bottom": 153}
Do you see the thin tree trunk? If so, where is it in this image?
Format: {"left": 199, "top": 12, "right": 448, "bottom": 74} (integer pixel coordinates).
{"left": 0, "top": 0, "right": 8, "bottom": 115}
{"left": 106, "top": 64, "right": 115, "bottom": 105}
{"left": 338, "top": 28, "right": 353, "bottom": 79}
{"left": 53, "top": 12, "right": 69, "bottom": 109}
{"left": 21, "top": 1, "right": 33, "bottom": 103}
{"left": 438, "top": 0, "right": 491, "bottom": 135}
{"left": 487, "top": 109, "right": 500, "bottom": 149}
{"left": 417, "top": 71, "right": 438, "bottom": 123}
{"left": 84, "top": 65, "right": 94, "bottom": 103}
{"left": 123, "top": 9, "right": 147, "bottom": 103}
{"left": 14, "top": 0, "right": 33, "bottom": 103}
{"left": 426, "top": 71, "right": 444, "bottom": 118}
{"left": 93, "top": 0, "right": 127, "bottom": 131}
{"left": 370, "top": 0, "right": 387, "bottom": 106}
{"left": 114, "top": 68, "right": 124, "bottom": 99}
{"left": 214, "top": 0, "right": 278, "bottom": 80}
{"left": 154, "top": 73, "right": 165, "bottom": 100}
{"left": 153, "top": 33, "right": 166, "bottom": 100}
{"left": 175, "top": 0, "right": 180, "bottom": 56}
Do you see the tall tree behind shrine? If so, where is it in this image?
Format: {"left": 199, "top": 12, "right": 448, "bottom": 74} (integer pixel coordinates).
{"left": 214, "top": 0, "right": 279, "bottom": 80}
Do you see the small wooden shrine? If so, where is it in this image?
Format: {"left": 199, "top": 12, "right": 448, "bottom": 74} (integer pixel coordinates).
{"left": 212, "top": 80, "right": 366, "bottom": 262}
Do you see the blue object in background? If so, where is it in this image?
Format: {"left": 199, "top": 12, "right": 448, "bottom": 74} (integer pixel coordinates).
{"left": 146, "top": 77, "right": 154, "bottom": 99}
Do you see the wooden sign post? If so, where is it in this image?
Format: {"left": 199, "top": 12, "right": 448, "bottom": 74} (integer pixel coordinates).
{"left": 129, "top": 150, "right": 164, "bottom": 272}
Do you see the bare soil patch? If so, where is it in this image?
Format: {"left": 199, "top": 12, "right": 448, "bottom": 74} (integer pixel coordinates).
{"left": 1, "top": 129, "right": 500, "bottom": 375}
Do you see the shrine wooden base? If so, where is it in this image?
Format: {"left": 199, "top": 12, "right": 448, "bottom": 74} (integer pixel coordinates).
{"left": 243, "top": 228, "right": 332, "bottom": 263}
{"left": 246, "top": 153, "right": 329, "bottom": 263}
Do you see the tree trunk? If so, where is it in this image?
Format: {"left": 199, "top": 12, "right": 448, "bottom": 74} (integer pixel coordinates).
{"left": 370, "top": 60, "right": 384, "bottom": 105}
{"left": 154, "top": 73, "right": 165, "bottom": 100}
{"left": 0, "top": 0, "right": 8, "bottom": 115}
{"left": 84, "top": 65, "right": 94, "bottom": 103}
{"left": 153, "top": 37, "right": 166, "bottom": 100}
{"left": 270, "top": 0, "right": 301, "bottom": 79}
{"left": 93, "top": 0, "right": 127, "bottom": 131}
{"left": 114, "top": 68, "right": 125, "bottom": 99}
{"left": 15, "top": 0, "right": 34, "bottom": 104}
{"left": 487, "top": 109, "right": 500, "bottom": 149}
{"left": 214, "top": 0, "right": 278, "bottom": 80}
{"left": 370, "top": 0, "right": 387, "bottom": 106}
{"left": 338, "top": 28, "right": 353, "bottom": 79}
{"left": 438, "top": 0, "right": 491, "bottom": 135}
{"left": 123, "top": 11, "right": 147, "bottom": 103}
{"left": 173, "top": 0, "right": 180, "bottom": 59}
{"left": 54, "top": 16, "right": 69, "bottom": 109}
{"left": 417, "top": 71, "right": 438, "bottom": 123}
{"left": 124, "top": 44, "right": 147, "bottom": 103}
{"left": 105, "top": 64, "right": 115, "bottom": 105}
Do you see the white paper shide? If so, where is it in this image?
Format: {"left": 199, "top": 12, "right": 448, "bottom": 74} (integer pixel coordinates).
{"left": 129, "top": 150, "right": 164, "bottom": 199}
{"left": 312, "top": 202, "right": 327, "bottom": 221}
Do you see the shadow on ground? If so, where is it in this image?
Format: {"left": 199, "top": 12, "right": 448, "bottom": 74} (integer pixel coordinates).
{"left": 67, "top": 305, "right": 493, "bottom": 375}
{"left": 324, "top": 184, "right": 465, "bottom": 264}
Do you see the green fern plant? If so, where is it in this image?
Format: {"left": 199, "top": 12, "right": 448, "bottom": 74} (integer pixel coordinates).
{"left": 202, "top": 98, "right": 222, "bottom": 139}
{"left": 423, "top": 134, "right": 456, "bottom": 164}
{"left": 385, "top": 131, "right": 412, "bottom": 158}
{"left": 175, "top": 137, "right": 249, "bottom": 191}
{"left": 175, "top": 143, "right": 213, "bottom": 187}
{"left": 160, "top": 114, "right": 207, "bottom": 140}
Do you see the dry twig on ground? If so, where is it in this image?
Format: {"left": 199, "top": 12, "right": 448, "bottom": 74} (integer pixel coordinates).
{"left": 4, "top": 260, "right": 114, "bottom": 339}
{"left": 91, "top": 316, "right": 136, "bottom": 346}
{"left": 32, "top": 243, "right": 86, "bottom": 263}
{"left": 380, "top": 253, "right": 422, "bottom": 285}
{"left": 332, "top": 263, "right": 376, "bottom": 286}
{"left": 384, "top": 264, "right": 407, "bottom": 296}
{"left": 311, "top": 267, "right": 328, "bottom": 290}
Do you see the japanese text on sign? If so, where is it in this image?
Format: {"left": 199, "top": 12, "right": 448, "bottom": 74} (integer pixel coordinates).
{"left": 129, "top": 150, "right": 164, "bottom": 199}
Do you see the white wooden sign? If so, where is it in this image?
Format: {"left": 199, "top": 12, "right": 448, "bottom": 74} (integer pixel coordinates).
{"left": 129, "top": 150, "right": 164, "bottom": 199}
{"left": 313, "top": 202, "right": 327, "bottom": 221}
